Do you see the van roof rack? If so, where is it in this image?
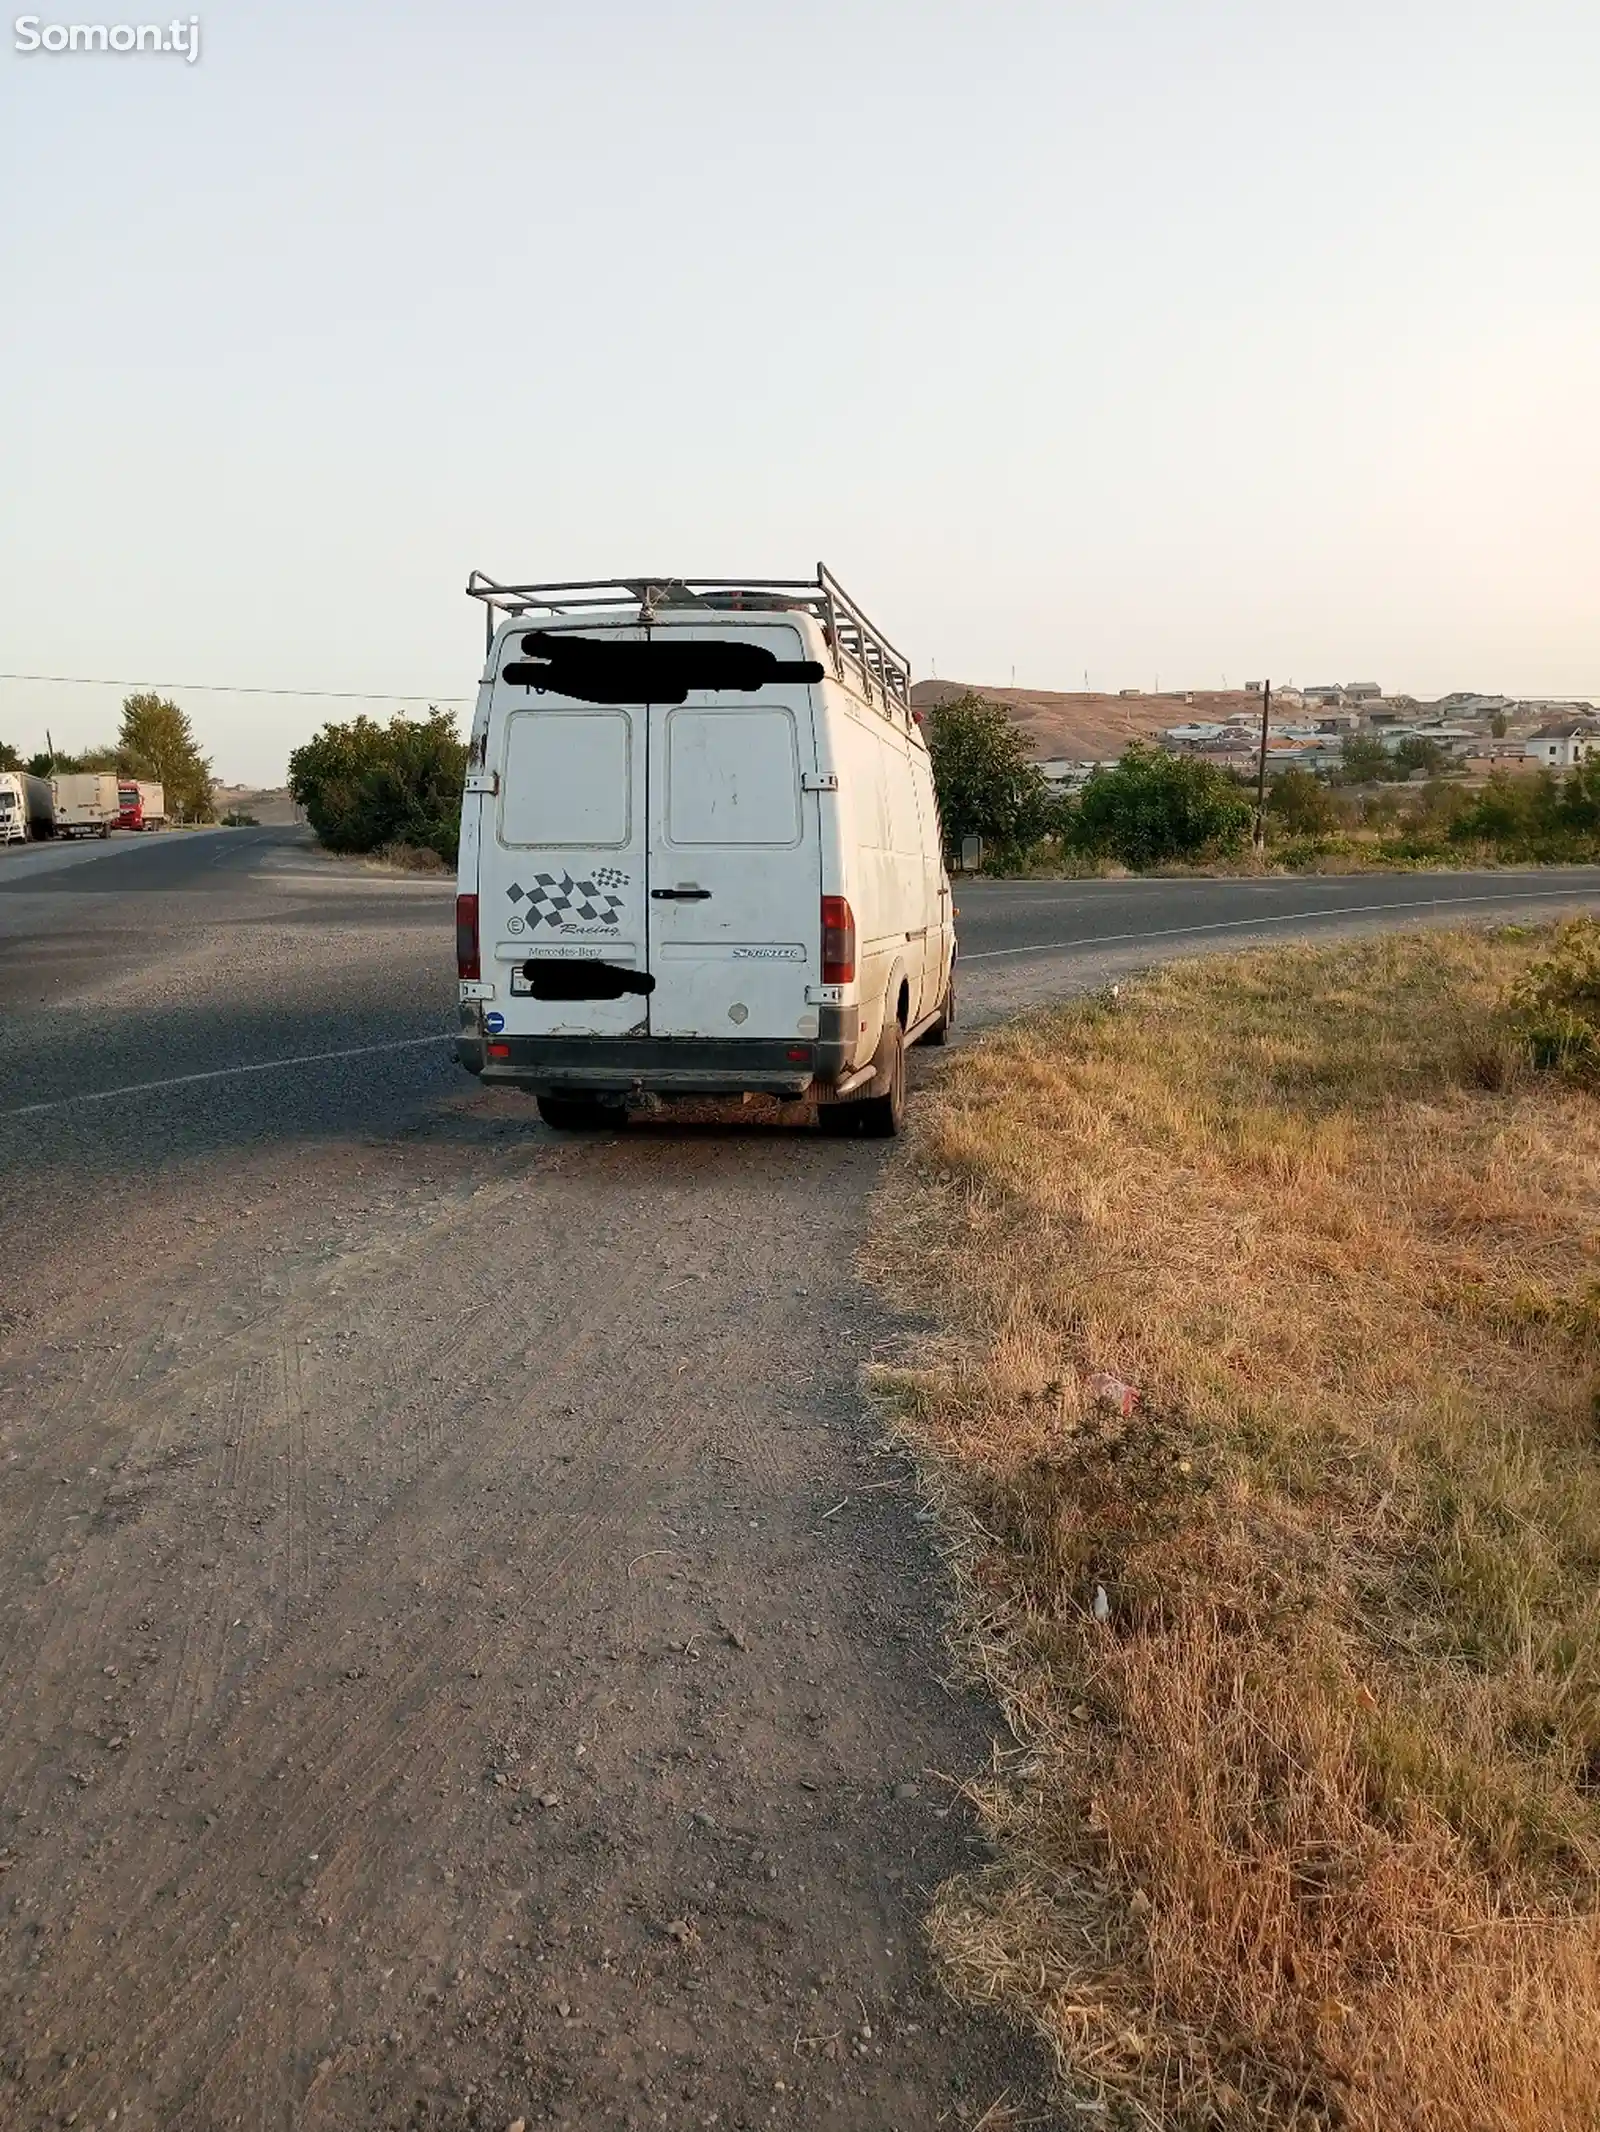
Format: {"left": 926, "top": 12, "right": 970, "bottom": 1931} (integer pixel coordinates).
{"left": 465, "top": 564, "right": 912, "bottom": 713}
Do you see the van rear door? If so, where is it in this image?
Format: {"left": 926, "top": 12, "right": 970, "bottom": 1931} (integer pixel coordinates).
{"left": 645, "top": 652, "right": 822, "bottom": 1041}
{"left": 485, "top": 666, "right": 651, "bottom": 1039}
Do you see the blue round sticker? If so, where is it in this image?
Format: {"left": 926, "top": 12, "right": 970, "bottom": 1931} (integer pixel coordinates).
{"left": 485, "top": 1011, "right": 505, "bottom": 1033}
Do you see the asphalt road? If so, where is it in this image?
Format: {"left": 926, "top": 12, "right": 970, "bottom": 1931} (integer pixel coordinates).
{"left": 0, "top": 829, "right": 1596, "bottom": 2131}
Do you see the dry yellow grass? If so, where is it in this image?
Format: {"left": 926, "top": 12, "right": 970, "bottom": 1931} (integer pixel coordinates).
{"left": 871, "top": 925, "right": 1600, "bottom": 2130}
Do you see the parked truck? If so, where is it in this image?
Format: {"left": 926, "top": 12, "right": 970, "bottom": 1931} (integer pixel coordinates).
{"left": 117, "top": 779, "right": 167, "bottom": 831}
{"left": 0, "top": 771, "right": 55, "bottom": 844}
{"left": 52, "top": 772, "right": 121, "bottom": 839}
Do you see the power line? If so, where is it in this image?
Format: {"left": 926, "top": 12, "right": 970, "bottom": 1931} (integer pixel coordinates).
{"left": 0, "top": 670, "right": 472, "bottom": 703}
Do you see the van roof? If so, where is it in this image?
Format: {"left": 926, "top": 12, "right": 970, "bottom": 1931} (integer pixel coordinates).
{"left": 467, "top": 563, "right": 912, "bottom": 715}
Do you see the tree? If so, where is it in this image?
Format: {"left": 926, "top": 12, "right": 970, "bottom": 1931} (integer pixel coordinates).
{"left": 921, "top": 691, "right": 1054, "bottom": 859}
{"left": 0, "top": 742, "right": 21, "bottom": 772}
{"left": 1490, "top": 711, "right": 1509, "bottom": 738}
{"left": 1266, "top": 766, "right": 1339, "bottom": 838}
{"left": 288, "top": 709, "right": 466, "bottom": 862}
{"left": 1337, "top": 732, "right": 1392, "bottom": 784}
{"left": 1069, "top": 743, "right": 1252, "bottom": 868}
{"left": 117, "top": 693, "right": 215, "bottom": 821}
{"left": 1393, "top": 735, "right": 1447, "bottom": 780}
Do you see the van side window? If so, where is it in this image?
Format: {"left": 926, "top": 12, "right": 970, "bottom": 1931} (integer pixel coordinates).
{"left": 501, "top": 709, "right": 632, "bottom": 848}
{"left": 665, "top": 708, "right": 801, "bottom": 847}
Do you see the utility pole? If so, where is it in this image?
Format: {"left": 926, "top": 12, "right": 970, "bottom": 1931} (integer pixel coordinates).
{"left": 1253, "top": 678, "right": 1271, "bottom": 852}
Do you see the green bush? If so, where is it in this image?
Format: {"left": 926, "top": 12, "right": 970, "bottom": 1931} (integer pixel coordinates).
{"left": 1067, "top": 743, "right": 1252, "bottom": 867}
{"left": 1510, "top": 919, "right": 1600, "bottom": 1081}
{"left": 1266, "top": 768, "right": 1341, "bottom": 838}
{"left": 1446, "top": 762, "right": 1600, "bottom": 861}
{"left": 288, "top": 710, "right": 466, "bottom": 864}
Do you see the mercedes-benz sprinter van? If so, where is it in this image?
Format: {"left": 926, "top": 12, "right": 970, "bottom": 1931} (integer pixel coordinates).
{"left": 454, "top": 568, "right": 955, "bottom": 1136}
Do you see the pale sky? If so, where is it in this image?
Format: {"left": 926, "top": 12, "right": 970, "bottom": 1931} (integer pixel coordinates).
{"left": 3, "top": 1, "right": 1597, "bottom": 784}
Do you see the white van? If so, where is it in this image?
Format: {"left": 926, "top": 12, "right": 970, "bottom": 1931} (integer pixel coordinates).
{"left": 454, "top": 568, "right": 955, "bottom": 1135}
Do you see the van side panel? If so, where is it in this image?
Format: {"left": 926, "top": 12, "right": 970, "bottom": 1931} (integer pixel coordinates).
{"left": 830, "top": 695, "right": 931, "bottom": 1057}
{"left": 830, "top": 697, "right": 891, "bottom": 1064}
{"left": 907, "top": 745, "right": 950, "bottom": 1020}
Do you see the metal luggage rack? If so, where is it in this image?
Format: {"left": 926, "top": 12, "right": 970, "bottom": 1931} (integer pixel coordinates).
{"left": 465, "top": 564, "right": 913, "bottom": 716}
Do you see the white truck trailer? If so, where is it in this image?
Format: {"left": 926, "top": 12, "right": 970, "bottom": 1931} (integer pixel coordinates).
{"left": 52, "top": 772, "right": 120, "bottom": 839}
{"left": 0, "top": 771, "right": 56, "bottom": 843}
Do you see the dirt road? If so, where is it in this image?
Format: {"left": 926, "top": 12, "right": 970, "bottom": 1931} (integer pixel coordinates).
{"left": 0, "top": 834, "right": 1038, "bottom": 2131}
{"left": 2, "top": 832, "right": 1595, "bottom": 2130}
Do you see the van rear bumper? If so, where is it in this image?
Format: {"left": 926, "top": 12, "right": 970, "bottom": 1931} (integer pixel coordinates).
{"left": 457, "top": 1007, "right": 858, "bottom": 1099}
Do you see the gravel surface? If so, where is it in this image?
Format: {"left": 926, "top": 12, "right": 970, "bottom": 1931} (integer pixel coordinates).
{"left": 0, "top": 829, "right": 1595, "bottom": 2129}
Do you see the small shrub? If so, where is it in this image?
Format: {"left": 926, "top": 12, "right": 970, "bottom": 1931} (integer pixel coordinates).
{"left": 1512, "top": 919, "right": 1600, "bottom": 1082}
{"left": 376, "top": 840, "right": 450, "bottom": 874}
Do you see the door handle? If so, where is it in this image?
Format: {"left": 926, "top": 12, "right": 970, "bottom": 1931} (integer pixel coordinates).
{"left": 651, "top": 887, "right": 712, "bottom": 900}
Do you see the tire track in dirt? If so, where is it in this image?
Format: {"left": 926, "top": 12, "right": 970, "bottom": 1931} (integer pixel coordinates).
{"left": 10, "top": 1148, "right": 716, "bottom": 2122}
{"left": 34, "top": 1442, "right": 693, "bottom": 2114}
{"left": 17, "top": 1137, "right": 943, "bottom": 2129}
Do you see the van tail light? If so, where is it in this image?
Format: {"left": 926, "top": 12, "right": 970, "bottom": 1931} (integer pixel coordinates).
{"left": 821, "top": 896, "right": 856, "bottom": 985}
{"left": 455, "top": 893, "right": 481, "bottom": 980}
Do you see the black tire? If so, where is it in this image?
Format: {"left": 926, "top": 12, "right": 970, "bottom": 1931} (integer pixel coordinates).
{"left": 536, "top": 1093, "right": 624, "bottom": 1132}
{"left": 855, "top": 1016, "right": 907, "bottom": 1137}
{"left": 922, "top": 973, "right": 956, "bottom": 1046}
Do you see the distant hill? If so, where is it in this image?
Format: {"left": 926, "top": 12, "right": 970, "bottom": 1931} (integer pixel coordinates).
{"left": 911, "top": 680, "right": 1265, "bottom": 761}
{"left": 212, "top": 784, "right": 301, "bottom": 826}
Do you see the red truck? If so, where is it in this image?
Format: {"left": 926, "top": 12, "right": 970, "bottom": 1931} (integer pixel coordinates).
{"left": 117, "top": 780, "right": 167, "bottom": 831}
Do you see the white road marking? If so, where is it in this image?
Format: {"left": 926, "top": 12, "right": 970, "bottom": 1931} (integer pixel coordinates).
{"left": 0, "top": 1034, "right": 453, "bottom": 1120}
{"left": 960, "top": 886, "right": 1599, "bottom": 962}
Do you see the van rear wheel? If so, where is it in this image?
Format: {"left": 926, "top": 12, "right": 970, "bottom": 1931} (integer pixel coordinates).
{"left": 536, "top": 1093, "right": 624, "bottom": 1132}
{"left": 820, "top": 1015, "right": 906, "bottom": 1138}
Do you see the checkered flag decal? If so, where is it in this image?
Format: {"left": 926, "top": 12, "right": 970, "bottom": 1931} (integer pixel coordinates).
{"left": 508, "top": 869, "right": 630, "bottom": 927}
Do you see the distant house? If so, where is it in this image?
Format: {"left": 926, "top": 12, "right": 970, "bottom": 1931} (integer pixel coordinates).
{"left": 1037, "top": 758, "right": 1106, "bottom": 792}
{"left": 1440, "top": 693, "right": 1511, "bottom": 716}
{"left": 1524, "top": 721, "right": 1600, "bottom": 770}
{"left": 1305, "top": 684, "right": 1344, "bottom": 706}
{"left": 1344, "top": 682, "right": 1383, "bottom": 702}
